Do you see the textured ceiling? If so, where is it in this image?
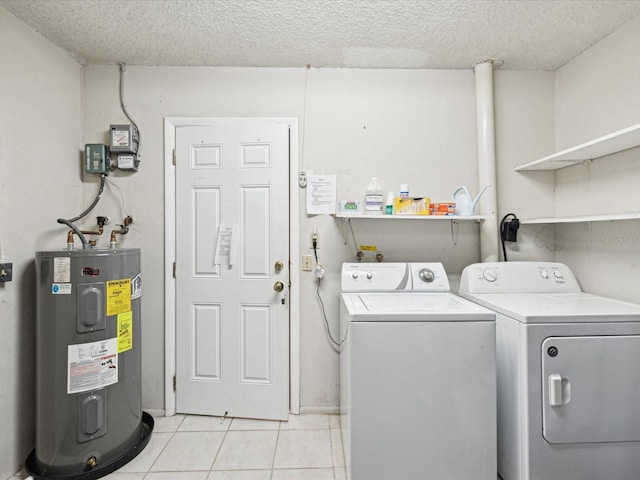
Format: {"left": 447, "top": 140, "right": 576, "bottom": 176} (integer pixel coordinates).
{"left": 3, "top": 0, "right": 640, "bottom": 70}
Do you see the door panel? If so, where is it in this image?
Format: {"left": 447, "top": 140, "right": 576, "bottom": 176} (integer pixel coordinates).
{"left": 193, "top": 187, "right": 221, "bottom": 276}
{"left": 192, "top": 304, "right": 222, "bottom": 380}
{"left": 240, "top": 305, "right": 271, "bottom": 383}
{"left": 542, "top": 335, "right": 640, "bottom": 444}
{"left": 175, "top": 121, "right": 289, "bottom": 420}
{"left": 241, "top": 186, "right": 270, "bottom": 276}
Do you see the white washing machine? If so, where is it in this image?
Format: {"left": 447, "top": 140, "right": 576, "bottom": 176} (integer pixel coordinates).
{"left": 340, "top": 262, "right": 496, "bottom": 480}
{"left": 459, "top": 261, "right": 640, "bottom": 480}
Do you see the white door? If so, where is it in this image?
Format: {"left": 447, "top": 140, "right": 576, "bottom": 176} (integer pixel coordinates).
{"left": 175, "top": 121, "right": 290, "bottom": 420}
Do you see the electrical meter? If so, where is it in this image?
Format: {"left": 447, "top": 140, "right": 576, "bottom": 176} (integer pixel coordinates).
{"left": 110, "top": 124, "right": 139, "bottom": 154}
{"left": 110, "top": 124, "right": 139, "bottom": 171}
{"left": 85, "top": 144, "right": 110, "bottom": 174}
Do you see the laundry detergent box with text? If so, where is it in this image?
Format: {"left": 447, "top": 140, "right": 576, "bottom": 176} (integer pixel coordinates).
{"left": 394, "top": 197, "right": 430, "bottom": 215}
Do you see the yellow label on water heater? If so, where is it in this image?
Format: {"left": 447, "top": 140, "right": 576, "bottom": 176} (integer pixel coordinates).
{"left": 117, "top": 311, "right": 133, "bottom": 353}
{"left": 359, "top": 245, "right": 377, "bottom": 251}
{"left": 107, "top": 278, "right": 131, "bottom": 316}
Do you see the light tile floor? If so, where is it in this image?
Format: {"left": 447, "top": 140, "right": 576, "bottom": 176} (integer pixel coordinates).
{"left": 10, "top": 414, "right": 346, "bottom": 480}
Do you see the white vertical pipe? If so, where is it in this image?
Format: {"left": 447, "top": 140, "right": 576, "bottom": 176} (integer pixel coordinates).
{"left": 474, "top": 60, "right": 499, "bottom": 262}
{"left": 0, "top": 184, "right": 6, "bottom": 262}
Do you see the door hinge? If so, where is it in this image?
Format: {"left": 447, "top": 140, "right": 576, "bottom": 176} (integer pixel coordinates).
{"left": 173, "top": 374, "right": 176, "bottom": 392}
{"left": 172, "top": 148, "right": 176, "bottom": 165}
{"left": 173, "top": 262, "right": 176, "bottom": 278}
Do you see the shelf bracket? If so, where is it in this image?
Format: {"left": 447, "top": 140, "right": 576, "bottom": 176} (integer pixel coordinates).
{"left": 584, "top": 221, "right": 593, "bottom": 250}
{"left": 450, "top": 220, "right": 459, "bottom": 245}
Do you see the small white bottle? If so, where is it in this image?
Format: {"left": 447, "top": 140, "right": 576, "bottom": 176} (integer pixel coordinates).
{"left": 385, "top": 191, "right": 395, "bottom": 215}
{"left": 364, "top": 177, "right": 383, "bottom": 214}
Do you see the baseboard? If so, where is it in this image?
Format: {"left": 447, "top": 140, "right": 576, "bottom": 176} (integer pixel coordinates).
{"left": 299, "top": 405, "right": 340, "bottom": 415}
{"left": 144, "top": 408, "right": 166, "bottom": 418}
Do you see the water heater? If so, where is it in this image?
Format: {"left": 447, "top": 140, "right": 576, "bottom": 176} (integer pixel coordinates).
{"left": 27, "top": 248, "right": 153, "bottom": 479}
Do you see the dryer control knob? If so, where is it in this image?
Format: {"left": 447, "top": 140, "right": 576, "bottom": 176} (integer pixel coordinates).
{"left": 366, "top": 272, "right": 373, "bottom": 280}
{"left": 553, "top": 270, "right": 564, "bottom": 279}
{"left": 352, "top": 272, "right": 359, "bottom": 279}
{"left": 540, "top": 270, "right": 549, "bottom": 279}
{"left": 482, "top": 269, "right": 497, "bottom": 282}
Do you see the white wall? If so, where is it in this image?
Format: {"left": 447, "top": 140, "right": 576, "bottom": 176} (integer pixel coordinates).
{"left": 82, "top": 65, "right": 554, "bottom": 412}
{"left": 549, "top": 14, "right": 640, "bottom": 300}
{"left": 494, "top": 71, "right": 556, "bottom": 262}
{"left": 0, "top": 6, "right": 83, "bottom": 477}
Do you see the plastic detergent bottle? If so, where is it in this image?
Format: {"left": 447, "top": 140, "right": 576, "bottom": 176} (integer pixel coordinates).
{"left": 365, "top": 177, "right": 383, "bottom": 214}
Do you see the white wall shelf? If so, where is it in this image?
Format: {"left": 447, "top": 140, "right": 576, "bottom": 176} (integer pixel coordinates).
{"left": 521, "top": 213, "right": 640, "bottom": 225}
{"left": 335, "top": 214, "right": 492, "bottom": 245}
{"left": 335, "top": 213, "right": 491, "bottom": 221}
{"left": 515, "top": 123, "right": 640, "bottom": 171}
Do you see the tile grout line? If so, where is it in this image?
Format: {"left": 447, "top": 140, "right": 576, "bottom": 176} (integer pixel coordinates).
{"left": 267, "top": 418, "right": 283, "bottom": 480}
{"left": 207, "top": 415, "right": 232, "bottom": 473}
{"left": 329, "top": 424, "right": 338, "bottom": 480}
{"left": 145, "top": 414, "right": 188, "bottom": 475}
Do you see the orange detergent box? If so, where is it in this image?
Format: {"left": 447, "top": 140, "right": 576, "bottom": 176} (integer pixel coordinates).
{"left": 430, "top": 202, "right": 456, "bottom": 215}
{"left": 394, "top": 197, "right": 430, "bottom": 215}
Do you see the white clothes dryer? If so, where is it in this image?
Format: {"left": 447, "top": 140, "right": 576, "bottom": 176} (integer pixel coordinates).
{"left": 340, "top": 262, "right": 496, "bottom": 480}
{"left": 459, "top": 261, "right": 640, "bottom": 480}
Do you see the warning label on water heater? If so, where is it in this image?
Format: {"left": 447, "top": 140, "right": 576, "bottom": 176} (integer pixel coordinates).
{"left": 107, "top": 278, "right": 131, "bottom": 315}
{"left": 117, "top": 311, "right": 133, "bottom": 353}
{"left": 67, "top": 338, "right": 118, "bottom": 394}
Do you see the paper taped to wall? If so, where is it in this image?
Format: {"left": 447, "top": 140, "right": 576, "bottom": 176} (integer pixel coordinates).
{"left": 307, "top": 174, "right": 336, "bottom": 215}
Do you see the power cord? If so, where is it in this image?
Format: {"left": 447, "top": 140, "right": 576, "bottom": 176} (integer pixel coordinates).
{"left": 500, "top": 213, "right": 520, "bottom": 261}
{"left": 316, "top": 276, "right": 348, "bottom": 348}
{"left": 312, "top": 231, "right": 347, "bottom": 348}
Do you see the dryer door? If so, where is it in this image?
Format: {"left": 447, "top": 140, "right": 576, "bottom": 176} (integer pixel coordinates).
{"left": 542, "top": 335, "right": 640, "bottom": 444}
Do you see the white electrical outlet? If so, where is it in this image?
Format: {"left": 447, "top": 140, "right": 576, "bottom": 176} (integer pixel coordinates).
{"left": 309, "top": 232, "right": 319, "bottom": 249}
{"left": 302, "top": 255, "right": 313, "bottom": 271}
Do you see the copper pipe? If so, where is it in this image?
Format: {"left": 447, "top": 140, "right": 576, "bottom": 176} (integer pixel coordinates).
{"left": 110, "top": 225, "right": 130, "bottom": 245}
{"left": 80, "top": 226, "right": 104, "bottom": 236}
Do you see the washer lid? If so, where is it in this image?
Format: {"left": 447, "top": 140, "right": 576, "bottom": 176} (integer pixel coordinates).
{"left": 460, "top": 292, "right": 640, "bottom": 323}
{"left": 340, "top": 292, "right": 495, "bottom": 321}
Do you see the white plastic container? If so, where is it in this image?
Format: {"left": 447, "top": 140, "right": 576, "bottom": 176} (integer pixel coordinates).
{"left": 364, "top": 178, "right": 383, "bottom": 214}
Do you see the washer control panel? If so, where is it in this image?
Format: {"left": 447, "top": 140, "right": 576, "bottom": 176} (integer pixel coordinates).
{"left": 341, "top": 262, "right": 450, "bottom": 292}
{"left": 459, "top": 262, "right": 581, "bottom": 294}
{"left": 341, "top": 263, "right": 411, "bottom": 292}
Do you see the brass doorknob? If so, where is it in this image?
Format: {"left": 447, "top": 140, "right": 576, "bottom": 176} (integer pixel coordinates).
{"left": 273, "top": 281, "right": 285, "bottom": 292}
{"left": 274, "top": 261, "right": 284, "bottom": 272}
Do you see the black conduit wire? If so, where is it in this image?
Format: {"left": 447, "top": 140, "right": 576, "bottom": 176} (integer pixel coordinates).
{"left": 500, "top": 213, "right": 518, "bottom": 262}
{"left": 57, "top": 174, "right": 106, "bottom": 249}
{"left": 56, "top": 218, "right": 88, "bottom": 248}
{"left": 68, "top": 175, "right": 106, "bottom": 223}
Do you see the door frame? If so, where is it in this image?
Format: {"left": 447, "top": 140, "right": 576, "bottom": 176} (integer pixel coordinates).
{"left": 163, "top": 117, "right": 300, "bottom": 416}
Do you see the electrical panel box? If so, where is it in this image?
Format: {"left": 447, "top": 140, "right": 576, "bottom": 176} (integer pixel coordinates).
{"left": 110, "top": 124, "right": 139, "bottom": 154}
{"left": 85, "top": 144, "right": 110, "bottom": 174}
{"left": 110, "top": 124, "right": 139, "bottom": 171}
